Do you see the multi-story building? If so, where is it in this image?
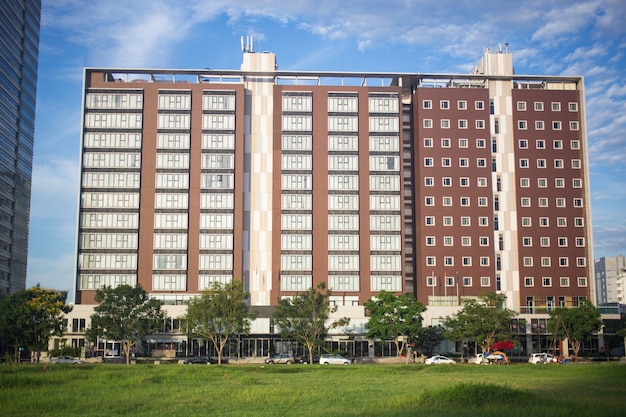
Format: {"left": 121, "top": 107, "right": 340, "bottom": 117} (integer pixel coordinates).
{"left": 68, "top": 45, "right": 598, "bottom": 357}
{"left": 0, "top": 0, "right": 41, "bottom": 294}
{"left": 595, "top": 255, "right": 626, "bottom": 305}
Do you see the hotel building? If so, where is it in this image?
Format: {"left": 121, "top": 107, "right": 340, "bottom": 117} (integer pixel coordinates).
{"left": 68, "top": 46, "right": 598, "bottom": 356}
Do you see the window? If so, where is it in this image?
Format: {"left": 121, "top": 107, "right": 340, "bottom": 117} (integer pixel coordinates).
{"left": 540, "top": 237, "right": 550, "bottom": 247}
{"left": 423, "top": 100, "right": 432, "bottom": 109}
{"left": 556, "top": 198, "right": 566, "bottom": 207}
{"left": 424, "top": 138, "right": 433, "bottom": 147}
{"left": 478, "top": 197, "right": 488, "bottom": 207}
{"left": 425, "top": 216, "right": 435, "bottom": 226}
{"left": 573, "top": 178, "right": 582, "bottom": 188}
{"left": 541, "top": 257, "right": 551, "bottom": 267}
{"left": 442, "top": 157, "right": 451, "bottom": 167}
{"left": 479, "top": 237, "right": 489, "bottom": 246}
{"left": 576, "top": 237, "right": 585, "bottom": 247}
{"left": 569, "top": 102, "right": 578, "bottom": 111}
{"left": 519, "top": 159, "right": 529, "bottom": 168}
{"left": 535, "top": 121, "right": 544, "bottom": 130}
{"left": 524, "top": 277, "right": 534, "bottom": 286}
{"left": 441, "top": 119, "right": 450, "bottom": 128}
{"left": 569, "top": 121, "right": 579, "bottom": 130}
{"left": 521, "top": 217, "right": 531, "bottom": 227}
{"left": 459, "top": 138, "right": 468, "bottom": 148}
{"left": 577, "top": 257, "right": 586, "bottom": 266}
{"left": 444, "top": 257, "right": 454, "bottom": 266}
{"left": 460, "top": 177, "right": 469, "bottom": 187}
{"left": 424, "top": 157, "right": 434, "bottom": 167}
{"left": 477, "top": 177, "right": 487, "bottom": 187}
{"left": 539, "top": 217, "right": 549, "bottom": 227}
{"left": 479, "top": 217, "right": 488, "bottom": 226}
{"left": 536, "top": 139, "right": 545, "bottom": 149}
{"left": 518, "top": 120, "right": 527, "bottom": 129}
{"left": 571, "top": 140, "right": 580, "bottom": 150}
{"left": 441, "top": 138, "right": 451, "bottom": 147}
{"left": 442, "top": 197, "right": 453, "bottom": 206}
{"left": 458, "top": 119, "right": 468, "bottom": 129}
{"left": 552, "top": 121, "right": 562, "bottom": 130}
{"left": 537, "top": 159, "right": 546, "bottom": 168}
{"left": 480, "top": 257, "right": 490, "bottom": 266}
{"left": 442, "top": 177, "right": 452, "bottom": 187}
{"left": 551, "top": 102, "right": 561, "bottom": 111}
{"left": 573, "top": 198, "right": 583, "bottom": 207}
{"left": 481, "top": 277, "right": 490, "bottom": 287}
{"left": 444, "top": 236, "right": 453, "bottom": 246}
{"left": 425, "top": 197, "right": 434, "bottom": 206}
{"left": 424, "top": 177, "right": 434, "bottom": 186}
{"left": 462, "top": 257, "right": 472, "bottom": 266}
{"left": 476, "top": 138, "right": 486, "bottom": 148}
{"left": 426, "top": 256, "right": 436, "bottom": 266}
{"left": 523, "top": 237, "right": 532, "bottom": 247}
{"left": 462, "top": 236, "right": 471, "bottom": 246}
{"left": 553, "top": 140, "right": 563, "bottom": 149}
{"left": 476, "top": 120, "right": 485, "bottom": 129}
{"left": 476, "top": 101, "right": 485, "bottom": 110}
{"left": 460, "top": 217, "right": 470, "bottom": 226}
{"left": 521, "top": 197, "right": 531, "bottom": 207}
{"left": 555, "top": 178, "right": 565, "bottom": 188}
{"left": 534, "top": 102, "right": 544, "bottom": 111}
{"left": 519, "top": 139, "right": 528, "bottom": 149}
{"left": 538, "top": 178, "right": 547, "bottom": 188}
{"left": 459, "top": 158, "right": 469, "bottom": 167}
{"left": 559, "top": 257, "right": 569, "bottom": 267}
{"left": 477, "top": 158, "right": 486, "bottom": 167}
{"left": 575, "top": 217, "right": 584, "bottom": 227}
{"left": 555, "top": 159, "right": 564, "bottom": 168}
{"left": 558, "top": 237, "right": 568, "bottom": 247}
{"left": 523, "top": 257, "right": 533, "bottom": 267}
{"left": 460, "top": 197, "right": 470, "bottom": 206}
{"left": 440, "top": 100, "right": 450, "bottom": 109}
{"left": 542, "top": 277, "right": 552, "bottom": 287}
{"left": 517, "top": 101, "right": 527, "bottom": 111}
{"left": 538, "top": 198, "right": 548, "bottom": 207}
{"left": 520, "top": 178, "right": 530, "bottom": 187}
{"left": 423, "top": 119, "right": 433, "bottom": 128}
{"left": 463, "top": 277, "right": 472, "bottom": 286}
{"left": 560, "top": 277, "right": 570, "bottom": 287}
{"left": 443, "top": 216, "right": 453, "bottom": 226}
{"left": 572, "top": 159, "right": 581, "bottom": 169}
{"left": 578, "top": 277, "right": 587, "bottom": 287}
{"left": 458, "top": 100, "right": 467, "bottom": 110}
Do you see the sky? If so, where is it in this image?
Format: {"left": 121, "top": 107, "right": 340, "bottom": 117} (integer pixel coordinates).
{"left": 27, "top": 0, "right": 626, "bottom": 299}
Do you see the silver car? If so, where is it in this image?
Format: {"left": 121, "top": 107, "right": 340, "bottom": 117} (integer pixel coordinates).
{"left": 51, "top": 356, "right": 83, "bottom": 364}
{"left": 319, "top": 354, "right": 351, "bottom": 365}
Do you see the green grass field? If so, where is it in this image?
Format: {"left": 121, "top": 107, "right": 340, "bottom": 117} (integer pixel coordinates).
{"left": 1, "top": 362, "right": 624, "bottom": 417}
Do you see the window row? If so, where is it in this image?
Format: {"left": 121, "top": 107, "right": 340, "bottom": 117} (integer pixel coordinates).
{"left": 81, "top": 192, "right": 139, "bottom": 208}
{"left": 86, "top": 93, "right": 143, "bottom": 109}
{"left": 519, "top": 177, "right": 582, "bottom": 188}
{"left": 79, "top": 253, "right": 137, "bottom": 269}
{"left": 83, "top": 133, "right": 141, "bottom": 149}
{"left": 517, "top": 120, "right": 578, "bottom": 131}
{"left": 423, "top": 137, "right": 487, "bottom": 149}
{"left": 519, "top": 198, "right": 584, "bottom": 209}
{"left": 423, "top": 157, "right": 488, "bottom": 168}
{"left": 425, "top": 236, "right": 490, "bottom": 247}
{"left": 424, "top": 216, "right": 490, "bottom": 227}
{"left": 521, "top": 256, "right": 587, "bottom": 268}
{"left": 422, "top": 99, "right": 485, "bottom": 111}
{"left": 521, "top": 236, "right": 586, "bottom": 248}
{"left": 518, "top": 158, "right": 580, "bottom": 169}
{"left": 426, "top": 275, "right": 492, "bottom": 287}
{"left": 523, "top": 276, "right": 587, "bottom": 288}
{"left": 82, "top": 172, "right": 140, "bottom": 188}
{"left": 425, "top": 256, "right": 491, "bottom": 267}
{"left": 79, "top": 274, "right": 137, "bottom": 290}
{"left": 518, "top": 139, "right": 580, "bottom": 150}
{"left": 516, "top": 101, "right": 578, "bottom": 112}
{"left": 81, "top": 213, "right": 138, "bottom": 229}
{"left": 423, "top": 119, "right": 487, "bottom": 129}
{"left": 80, "top": 233, "right": 138, "bottom": 249}
{"left": 424, "top": 176, "right": 488, "bottom": 187}
{"left": 521, "top": 217, "right": 584, "bottom": 227}
{"left": 424, "top": 196, "right": 491, "bottom": 207}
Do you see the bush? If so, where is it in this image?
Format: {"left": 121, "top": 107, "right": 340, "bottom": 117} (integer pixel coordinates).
{"left": 49, "top": 347, "right": 81, "bottom": 358}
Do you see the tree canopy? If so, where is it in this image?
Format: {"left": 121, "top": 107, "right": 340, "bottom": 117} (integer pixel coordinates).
{"left": 273, "top": 282, "right": 349, "bottom": 365}
{"left": 442, "top": 293, "right": 517, "bottom": 355}
{"left": 0, "top": 285, "right": 71, "bottom": 362}
{"left": 85, "top": 284, "right": 165, "bottom": 364}
{"left": 411, "top": 325, "right": 445, "bottom": 357}
{"left": 548, "top": 301, "right": 602, "bottom": 359}
{"left": 185, "top": 280, "right": 256, "bottom": 364}
{"left": 364, "top": 291, "right": 426, "bottom": 362}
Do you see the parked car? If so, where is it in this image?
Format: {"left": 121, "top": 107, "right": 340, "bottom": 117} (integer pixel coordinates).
{"left": 183, "top": 356, "right": 217, "bottom": 365}
{"left": 319, "top": 354, "right": 351, "bottom": 365}
{"left": 265, "top": 354, "right": 296, "bottom": 364}
{"left": 299, "top": 355, "right": 320, "bottom": 364}
{"left": 528, "top": 353, "right": 558, "bottom": 364}
{"left": 425, "top": 355, "right": 455, "bottom": 365}
{"left": 51, "top": 356, "right": 83, "bottom": 364}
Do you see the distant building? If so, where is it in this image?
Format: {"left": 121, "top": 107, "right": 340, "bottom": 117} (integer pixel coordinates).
{"left": 595, "top": 255, "right": 626, "bottom": 305}
{"left": 0, "top": 0, "right": 41, "bottom": 294}
{"left": 64, "top": 45, "right": 603, "bottom": 357}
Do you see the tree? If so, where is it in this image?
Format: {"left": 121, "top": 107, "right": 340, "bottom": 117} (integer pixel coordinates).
{"left": 273, "top": 282, "right": 349, "bottom": 365}
{"left": 185, "top": 280, "right": 256, "bottom": 364}
{"left": 548, "top": 301, "right": 602, "bottom": 359}
{"left": 412, "top": 325, "right": 445, "bottom": 357}
{"left": 442, "top": 293, "right": 517, "bottom": 355}
{"left": 85, "top": 284, "right": 166, "bottom": 365}
{"left": 0, "top": 285, "right": 71, "bottom": 363}
{"left": 364, "top": 291, "right": 426, "bottom": 363}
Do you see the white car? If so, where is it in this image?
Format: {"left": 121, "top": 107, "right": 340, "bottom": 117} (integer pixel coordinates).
{"left": 319, "top": 354, "right": 351, "bottom": 365}
{"left": 528, "top": 353, "right": 558, "bottom": 364}
{"left": 51, "top": 356, "right": 83, "bottom": 364}
{"left": 425, "top": 355, "right": 455, "bottom": 365}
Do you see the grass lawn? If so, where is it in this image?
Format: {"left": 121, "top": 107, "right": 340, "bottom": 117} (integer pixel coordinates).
{"left": 1, "top": 362, "right": 625, "bottom": 417}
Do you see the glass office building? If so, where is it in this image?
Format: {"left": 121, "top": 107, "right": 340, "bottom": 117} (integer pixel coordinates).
{"left": 0, "top": 0, "right": 41, "bottom": 294}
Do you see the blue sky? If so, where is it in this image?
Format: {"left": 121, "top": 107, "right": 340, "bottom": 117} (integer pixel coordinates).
{"left": 28, "top": 0, "right": 626, "bottom": 298}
